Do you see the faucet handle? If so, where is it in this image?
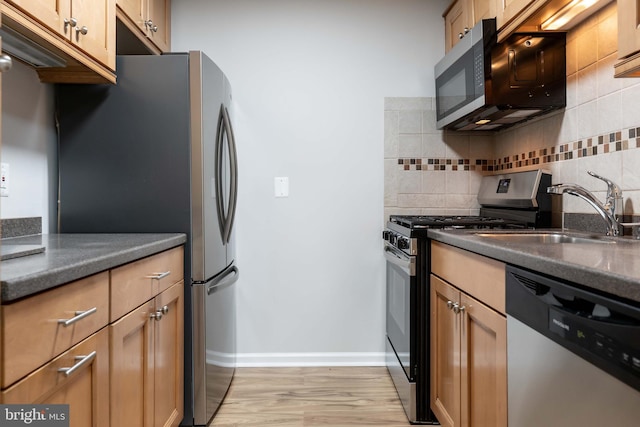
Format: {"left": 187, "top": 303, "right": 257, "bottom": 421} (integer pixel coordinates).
{"left": 587, "top": 171, "right": 622, "bottom": 196}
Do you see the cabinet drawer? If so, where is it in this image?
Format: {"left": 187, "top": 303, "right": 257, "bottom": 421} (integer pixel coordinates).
{"left": 1, "top": 272, "right": 109, "bottom": 388}
{"left": 1, "top": 328, "right": 110, "bottom": 427}
{"left": 431, "top": 241, "right": 505, "bottom": 314}
{"left": 110, "top": 246, "right": 184, "bottom": 321}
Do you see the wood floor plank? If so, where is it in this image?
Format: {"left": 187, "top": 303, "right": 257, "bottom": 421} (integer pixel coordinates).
{"left": 208, "top": 367, "right": 412, "bottom": 426}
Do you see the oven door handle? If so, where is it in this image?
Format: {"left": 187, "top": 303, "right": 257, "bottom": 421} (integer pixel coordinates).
{"left": 384, "top": 245, "right": 416, "bottom": 276}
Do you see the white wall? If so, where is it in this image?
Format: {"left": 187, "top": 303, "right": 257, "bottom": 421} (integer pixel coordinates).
{"left": 1, "top": 60, "right": 57, "bottom": 233}
{"left": 172, "top": 0, "right": 449, "bottom": 365}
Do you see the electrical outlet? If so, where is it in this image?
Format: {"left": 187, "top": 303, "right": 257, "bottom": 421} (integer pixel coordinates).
{"left": 1, "top": 163, "right": 9, "bottom": 197}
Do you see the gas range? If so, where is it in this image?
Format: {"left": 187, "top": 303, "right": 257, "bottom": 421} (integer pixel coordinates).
{"left": 383, "top": 169, "right": 552, "bottom": 424}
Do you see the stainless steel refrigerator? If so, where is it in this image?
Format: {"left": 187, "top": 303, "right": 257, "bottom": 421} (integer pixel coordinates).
{"left": 55, "top": 51, "right": 238, "bottom": 426}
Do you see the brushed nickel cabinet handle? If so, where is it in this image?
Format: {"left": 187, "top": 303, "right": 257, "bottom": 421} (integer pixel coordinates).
{"left": 58, "top": 307, "right": 97, "bottom": 327}
{"left": 145, "top": 20, "right": 158, "bottom": 32}
{"left": 146, "top": 271, "right": 170, "bottom": 280}
{"left": 453, "top": 304, "right": 466, "bottom": 315}
{"left": 76, "top": 26, "right": 88, "bottom": 36}
{"left": 58, "top": 351, "right": 96, "bottom": 377}
{"left": 64, "top": 17, "right": 78, "bottom": 29}
{"left": 160, "top": 305, "right": 169, "bottom": 315}
{"left": 150, "top": 310, "right": 163, "bottom": 321}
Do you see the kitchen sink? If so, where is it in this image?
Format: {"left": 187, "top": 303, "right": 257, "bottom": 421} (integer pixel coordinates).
{"left": 473, "top": 231, "right": 622, "bottom": 245}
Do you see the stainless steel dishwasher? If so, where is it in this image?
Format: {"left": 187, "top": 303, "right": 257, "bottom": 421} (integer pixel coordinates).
{"left": 506, "top": 265, "right": 640, "bottom": 426}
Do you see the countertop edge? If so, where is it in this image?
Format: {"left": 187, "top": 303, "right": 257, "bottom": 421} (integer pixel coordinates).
{"left": 1, "top": 234, "right": 187, "bottom": 302}
{"left": 427, "top": 229, "right": 640, "bottom": 304}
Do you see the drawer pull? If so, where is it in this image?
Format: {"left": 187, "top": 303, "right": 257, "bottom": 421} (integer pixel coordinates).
{"left": 58, "top": 307, "right": 97, "bottom": 327}
{"left": 146, "top": 271, "right": 171, "bottom": 280}
{"left": 58, "top": 351, "right": 97, "bottom": 377}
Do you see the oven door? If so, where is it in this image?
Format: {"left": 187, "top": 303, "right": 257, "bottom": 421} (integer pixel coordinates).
{"left": 384, "top": 242, "right": 416, "bottom": 381}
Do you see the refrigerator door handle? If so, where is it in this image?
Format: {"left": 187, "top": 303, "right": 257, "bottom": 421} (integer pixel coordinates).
{"left": 206, "top": 265, "right": 239, "bottom": 295}
{"left": 214, "top": 104, "right": 227, "bottom": 241}
{"left": 222, "top": 105, "right": 238, "bottom": 244}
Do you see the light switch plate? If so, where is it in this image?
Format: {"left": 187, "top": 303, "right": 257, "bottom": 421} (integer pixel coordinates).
{"left": 274, "top": 177, "right": 289, "bottom": 197}
{"left": 1, "top": 163, "right": 9, "bottom": 197}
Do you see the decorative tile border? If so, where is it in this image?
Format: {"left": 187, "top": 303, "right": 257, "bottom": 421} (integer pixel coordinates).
{"left": 397, "top": 158, "right": 495, "bottom": 171}
{"left": 398, "top": 127, "right": 640, "bottom": 172}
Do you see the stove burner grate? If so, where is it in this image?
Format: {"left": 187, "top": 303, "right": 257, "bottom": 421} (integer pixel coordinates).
{"left": 389, "top": 214, "right": 523, "bottom": 229}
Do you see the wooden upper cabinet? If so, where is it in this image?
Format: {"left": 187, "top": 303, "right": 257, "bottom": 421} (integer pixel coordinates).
{"left": 472, "top": 0, "right": 496, "bottom": 21}
{"left": 6, "top": 0, "right": 70, "bottom": 34}
{"left": 147, "top": 0, "right": 170, "bottom": 52}
{"left": 1, "top": 0, "right": 116, "bottom": 82}
{"left": 117, "top": 0, "right": 145, "bottom": 29}
{"left": 495, "top": 0, "right": 535, "bottom": 29}
{"left": 443, "top": 0, "right": 496, "bottom": 52}
{"left": 444, "top": 0, "right": 468, "bottom": 52}
{"left": 116, "top": 0, "right": 171, "bottom": 53}
{"left": 5, "top": 0, "right": 115, "bottom": 69}
{"left": 615, "top": 0, "right": 640, "bottom": 77}
{"left": 69, "top": 0, "right": 115, "bottom": 68}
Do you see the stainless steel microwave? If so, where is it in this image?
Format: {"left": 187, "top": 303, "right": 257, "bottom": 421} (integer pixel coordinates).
{"left": 435, "top": 18, "right": 566, "bottom": 131}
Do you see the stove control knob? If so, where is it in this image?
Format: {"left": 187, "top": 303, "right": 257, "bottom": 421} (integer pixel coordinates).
{"left": 397, "top": 237, "right": 410, "bottom": 250}
{"left": 382, "top": 230, "right": 391, "bottom": 241}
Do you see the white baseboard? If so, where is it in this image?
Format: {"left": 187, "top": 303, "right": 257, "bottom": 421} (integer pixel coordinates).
{"left": 234, "top": 352, "right": 386, "bottom": 367}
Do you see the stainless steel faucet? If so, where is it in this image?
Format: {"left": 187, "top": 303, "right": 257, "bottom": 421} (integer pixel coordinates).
{"left": 547, "top": 171, "right": 623, "bottom": 236}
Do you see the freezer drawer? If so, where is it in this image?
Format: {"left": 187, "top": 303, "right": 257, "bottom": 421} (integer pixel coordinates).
{"left": 192, "top": 263, "right": 238, "bottom": 425}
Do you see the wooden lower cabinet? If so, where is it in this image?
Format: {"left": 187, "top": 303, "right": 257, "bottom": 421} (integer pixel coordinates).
{"left": 153, "top": 281, "right": 184, "bottom": 427}
{"left": 110, "top": 280, "right": 184, "bottom": 427}
{"left": 1, "top": 328, "right": 110, "bottom": 427}
{"left": 431, "top": 274, "right": 507, "bottom": 427}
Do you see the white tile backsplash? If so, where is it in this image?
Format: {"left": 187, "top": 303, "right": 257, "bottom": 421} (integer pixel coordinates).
{"left": 399, "top": 134, "right": 422, "bottom": 158}
{"left": 384, "top": 2, "right": 640, "bottom": 224}
{"left": 399, "top": 110, "right": 422, "bottom": 134}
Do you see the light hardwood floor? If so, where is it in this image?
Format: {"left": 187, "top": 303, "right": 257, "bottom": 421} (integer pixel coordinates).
{"left": 208, "top": 367, "right": 414, "bottom": 427}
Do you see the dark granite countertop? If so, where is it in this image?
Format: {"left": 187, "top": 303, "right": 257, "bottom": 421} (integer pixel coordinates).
{"left": 428, "top": 229, "right": 640, "bottom": 305}
{"left": 1, "top": 233, "right": 187, "bottom": 302}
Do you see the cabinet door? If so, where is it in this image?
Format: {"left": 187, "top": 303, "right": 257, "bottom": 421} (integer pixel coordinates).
{"left": 117, "top": 0, "right": 146, "bottom": 33}
{"left": 1, "top": 328, "right": 110, "bottom": 427}
{"left": 618, "top": 0, "right": 640, "bottom": 59}
{"left": 147, "top": 0, "right": 170, "bottom": 52}
{"left": 472, "top": 0, "right": 495, "bottom": 23}
{"left": 459, "top": 293, "right": 507, "bottom": 427}
{"left": 153, "top": 281, "right": 184, "bottom": 427}
{"left": 496, "top": 0, "right": 535, "bottom": 29}
{"left": 110, "top": 301, "right": 155, "bottom": 427}
{"left": 5, "top": 0, "right": 70, "bottom": 36}
{"left": 430, "top": 275, "right": 460, "bottom": 427}
{"left": 70, "top": 0, "right": 115, "bottom": 68}
{"left": 444, "top": 0, "right": 469, "bottom": 52}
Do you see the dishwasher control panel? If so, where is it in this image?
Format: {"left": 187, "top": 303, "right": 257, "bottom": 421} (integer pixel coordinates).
{"left": 506, "top": 265, "right": 640, "bottom": 392}
{"left": 548, "top": 307, "right": 640, "bottom": 382}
